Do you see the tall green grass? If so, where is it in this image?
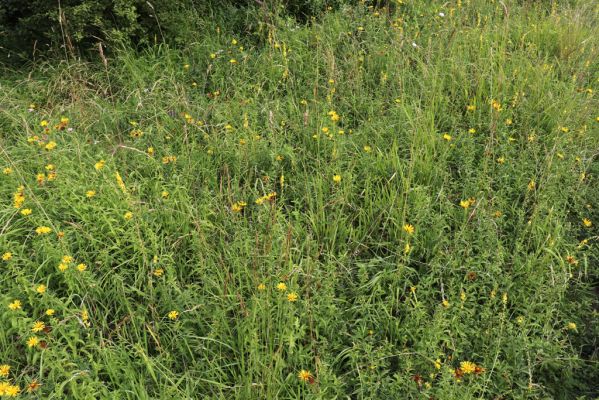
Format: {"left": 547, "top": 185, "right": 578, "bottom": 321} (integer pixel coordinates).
{"left": 0, "top": 0, "right": 597, "bottom": 398}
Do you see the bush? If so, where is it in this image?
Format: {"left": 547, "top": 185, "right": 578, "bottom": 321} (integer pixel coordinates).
{"left": 0, "top": 0, "right": 201, "bottom": 63}
{"left": 0, "top": 0, "right": 353, "bottom": 64}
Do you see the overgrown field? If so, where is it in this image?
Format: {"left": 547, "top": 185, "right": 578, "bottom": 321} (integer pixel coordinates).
{"left": 0, "top": 1, "right": 598, "bottom": 398}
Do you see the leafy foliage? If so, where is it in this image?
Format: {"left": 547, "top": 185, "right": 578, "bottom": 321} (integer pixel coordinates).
{"left": 0, "top": 0, "right": 597, "bottom": 398}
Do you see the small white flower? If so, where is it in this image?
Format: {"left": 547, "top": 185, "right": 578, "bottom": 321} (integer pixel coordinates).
{"left": 439, "top": 12, "right": 445, "bottom": 17}
{"left": 412, "top": 42, "right": 418, "bottom": 48}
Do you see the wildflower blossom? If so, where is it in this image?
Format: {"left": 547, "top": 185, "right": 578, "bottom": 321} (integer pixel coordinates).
{"left": 582, "top": 218, "right": 592, "bottom": 227}
{"left": 36, "top": 284, "right": 46, "bottom": 294}
{"left": 26, "top": 336, "right": 39, "bottom": 348}
{"left": 13, "top": 186, "right": 25, "bottom": 209}
{"left": 403, "top": 224, "right": 415, "bottom": 235}
{"left": 276, "top": 282, "right": 287, "bottom": 292}
{"left": 231, "top": 201, "right": 247, "bottom": 213}
{"left": 298, "top": 370, "right": 313, "bottom": 383}
{"left": 287, "top": 292, "right": 298, "bottom": 302}
{"left": 8, "top": 300, "right": 21, "bottom": 310}
{"left": 36, "top": 226, "right": 52, "bottom": 235}
{"left": 116, "top": 172, "right": 127, "bottom": 193}
{"left": 527, "top": 180, "right": 536, "bottom": 191}
{"left": 31, "top": 321, "right": 45, "bottom": 333}
{"left": 153, "top": 268, "right": 164, "bottom": 277}
{"left": 162, "top": 155, "right": 177, "bottom": 164}
{"left": 460, "top": 361, "right": 476, "bottom": 374}
{"left": 2, "top": 252, "right": 12, "bottom": 261}
{"left": 26, "top": 380, "right": 41, "bottom": 393}
{"left": 0, "top": 364, "right": 9, "bottom": 377}
{"left": 565, "top": 255, "right": 578, "bottom": 265}
{"left": 168, "top": 310, "right": 179, "bottom": 320}
{"left": 4, "top": 384, "right": 20, "bottom": 396}
{"left": 491, "top": 99, "right": 502, "bottom": 111}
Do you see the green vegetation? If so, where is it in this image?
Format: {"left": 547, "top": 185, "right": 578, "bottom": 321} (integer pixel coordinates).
{"left": 0, "top": 0, "right": 597, "bottom": 398}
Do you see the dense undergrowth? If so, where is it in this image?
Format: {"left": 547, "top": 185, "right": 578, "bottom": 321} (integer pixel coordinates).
{"left": 0, "top": 0, "right": 598, "bottom": 398}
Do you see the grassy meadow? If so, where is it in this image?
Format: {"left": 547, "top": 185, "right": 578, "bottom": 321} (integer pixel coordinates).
{"left": 0, "top": 0, "right": 598, "bottom": 398}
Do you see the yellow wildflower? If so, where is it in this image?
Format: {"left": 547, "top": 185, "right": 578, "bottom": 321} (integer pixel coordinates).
{"left": 167, "top": 310, "right": 179, "bottom": 320}
{"left": 35, "top": 226, "right": 52, "bottom": 235}
{"left": 298, "top": 370, "right": 313, "bottom": 382}
{"left": 2, "top": 252, "right": 12, "bottom": 261}
{"left": 491, "top": 99, "right": 502, "bottom": 111}
{"left": 31, "top": 321, "right": 45, "bottom": 333}
{"left": 26, "top": 336, "right": 39, "bottom": 348}
{"left": 8, "top": 300, "right": 21, "bottom": 310}
{"left": 566, "top": 322, "right": 577, "bottom": 331}
{"left": 4, "top": 384, "right": 20, "bottom": 396}
{"left": 153, "top": 268, "right": 164, "bottom": 277}
{"left": 231, "top": 201, "right": 247, "bottom": 213}
{"left": 460, "top": 361, "right": 476, "bottom": 374}
{"left": 276, "top": 282, "right": 287, "bottom": 292}
{"left": 115, "top": 172, "right": 127, "bottom": 193}
{"left": 403, "top": 224, "right": 415, "bottom": 235}
{"left": 287, "top": 292, "right": 299, "bottom": 302}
